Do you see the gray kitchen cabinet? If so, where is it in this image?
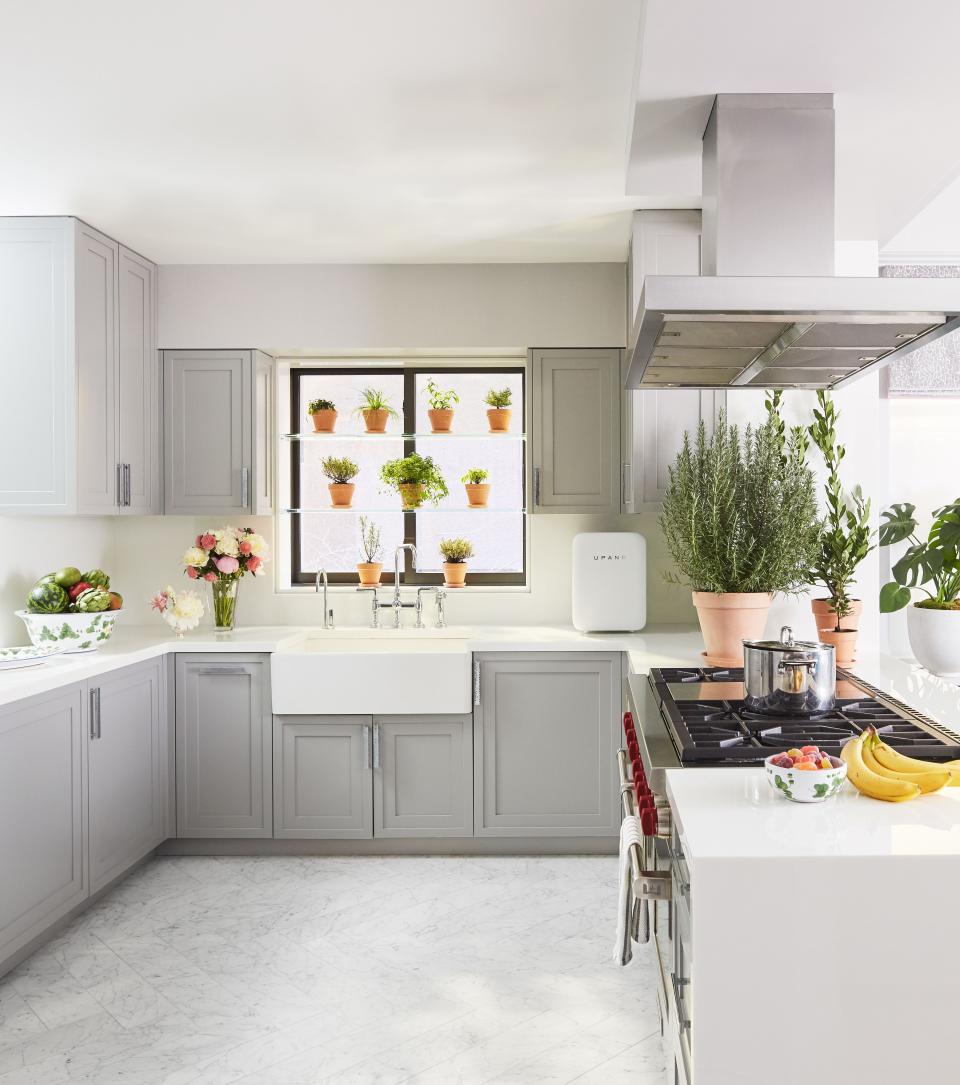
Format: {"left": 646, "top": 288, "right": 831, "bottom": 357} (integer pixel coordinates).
{"left": 88, "top": 660, "right": 166, "bottom": 894}
{"left": 176, "top": 655, "right": 272, "bottom": 837}
{"left": 373, "top": 715, "right": 472, "bottom": 838}
{"left": 163, "top": 349, "right": 273, "bottom": 516}
{"left": 530, "top": 348, "right": 622, "bottom": 513}
{"left": 273, "top": 717, "right": 372, "bottom": 839}
{"left": 473, "top": 653, "right": 620, "bottom": 837}
{"left": 635, "top": 388, "right": 725, "bottom": 504}
{"left": 0, "top": 686, "right": 87, "bottom": 964}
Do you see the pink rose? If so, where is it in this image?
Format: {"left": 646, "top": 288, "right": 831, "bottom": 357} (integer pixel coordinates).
{"left": 185, "top": 566, "right": 198, "bottom": 579}
{"left": 195, "top": 534, "right": 203, "bottom": 547}
{"left": 200, "top": 534, "right": 216, "bottom": 550}
{"left": 247, "top": 556, "right": 261, "bottom": 574}
{"left": 239, "top": 541, "right": 252, "bottom": 555}
{"left": 216, "top": 556, "right": 240, "bottom": 574}
{"left": 203, "top": 571, "right": 217, "bottom": 581}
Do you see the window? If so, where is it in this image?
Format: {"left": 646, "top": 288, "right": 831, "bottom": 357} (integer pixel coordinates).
{"left": 289, "top": 365, "right": 526, "bottom": 585}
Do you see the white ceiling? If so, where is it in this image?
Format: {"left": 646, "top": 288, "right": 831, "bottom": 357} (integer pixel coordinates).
{"left": 5, "top": 1, "right": 960, "bottom": 264}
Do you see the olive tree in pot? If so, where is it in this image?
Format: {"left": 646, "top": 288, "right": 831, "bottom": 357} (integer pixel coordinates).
{"left": 880, "top": 500, "right": 960, "bottom": 676}
{"left": 805, "top": 390, "right": 875, "bottom": 663}
{"left": 357, "top": 515, "right": 383, "bottom": 586}
{"left": 660, "top": 412, "right": 820, "bottom": 666}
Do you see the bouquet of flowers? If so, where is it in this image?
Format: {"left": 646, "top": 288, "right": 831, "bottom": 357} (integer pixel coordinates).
{"left": 182, "top": 527, "right": 270, "bottom": 631}
{"left": 150, "top": 586, "right": 204, "bottom": 637}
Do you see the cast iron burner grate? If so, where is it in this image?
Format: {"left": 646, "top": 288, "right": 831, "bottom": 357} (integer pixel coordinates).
{"left": 658, "top": 667, "right": 745, "bottom": 683}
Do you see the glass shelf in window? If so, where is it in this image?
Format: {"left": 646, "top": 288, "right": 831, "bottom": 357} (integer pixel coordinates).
{"left": 282, "top": 506, "right": 527, "bottom": 514}
{"left": 282, "top": 431, "right": 526, "bottom": 441}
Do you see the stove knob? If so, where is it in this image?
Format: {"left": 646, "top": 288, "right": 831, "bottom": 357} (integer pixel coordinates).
{"left": 640, "top": 808, "right": 657, "bottom": 837}
{"left": 622, "top": 712, "right": 635, "bottom": 738}
{"left": 627, "top": 738, "right": 640, "bottom": 760}
{"left": 631, "top": 755, "right": 643, "bottom": 779}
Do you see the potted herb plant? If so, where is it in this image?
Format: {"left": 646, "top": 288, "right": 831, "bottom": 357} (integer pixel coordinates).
{"left": 879, "top": 499, "right": 960, "bottom": 676}
{"left": 461, "top": 468, "right": 490, "bottom": 507}
{"left": 357, "top": 515, "right": 383, "bottom": 586}
{"left": 380, "top": 452, "right": 448, "bottom": 509}
{"left": 424, "top": 378, "right": 459, "bottom": 432}
{"left": 485, "top": 387, "right": 512, "bottom": 432}
{"left": 805, "top": 391, "right": 875, "bottom": 663}
{"left": 322, "top": 456, "right": 359, "bottom": 507}
{"left": 439, "top": 537, "right": 473, "bottom": 588}
{"left": 660, "top": 412, "right": 820, "bottom": 665}
{"left": 308, "top": 398, "right": 337, "bottom": 433}
{"left": 354, "top": 388, "right": 400, "bottom": 433}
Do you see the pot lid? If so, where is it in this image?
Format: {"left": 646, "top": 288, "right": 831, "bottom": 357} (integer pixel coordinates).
{"left": 742, "top": 625, "right": 834, "bottom": 654}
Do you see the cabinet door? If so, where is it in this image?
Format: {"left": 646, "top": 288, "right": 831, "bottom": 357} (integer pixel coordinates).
{"left": 118, "top": 247, "right": 159, "bottom": 514}
{"left": 0, "top": 687, "right": 87, "bottom": 963}
{"left": 474, "top": 653, "right": 620, "bottom": 837}
{"left": 176, "top": 656, "right": 272, "bottom": 837}
{"left": 637, "top": 389, "right": 725, "bottom": 504}
{"left": 164, "top": 350, "right": 252, "bottom": 515}
{"left": 373, "top": 715, "right": 472, "bottom": 838}
{"left": 88, "top": 660, "right": 165, "bottom": 892}
{"left": 273, "top": 717, "right": 373, "bottom": 838}
{"left": 530, "top": 348, "right": 621, "bottom": 513}
{"left": 76, "top": 222, "right": 119, "bottom": 514}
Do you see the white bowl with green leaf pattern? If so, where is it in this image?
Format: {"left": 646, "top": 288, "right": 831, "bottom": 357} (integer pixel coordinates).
{"left": 16, "top": 609, "right": 122, "bottom": 654}
{"left": 764, "top": 754, "right": 847, "bottom": 803}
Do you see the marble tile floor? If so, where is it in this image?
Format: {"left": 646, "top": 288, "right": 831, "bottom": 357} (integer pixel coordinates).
{"left": 0, "top": 856, "right": 664, "bottom": 1084}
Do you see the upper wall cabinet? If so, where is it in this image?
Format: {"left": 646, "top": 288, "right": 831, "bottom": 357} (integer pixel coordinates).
{"left": 529, "top": 348, "right": 622, "bottom": 514}
{"left": 163, "top": 350, "right": 273, "bottom": 516}
{"left": 0, "top": 217, "right": 159, "bottom": 515}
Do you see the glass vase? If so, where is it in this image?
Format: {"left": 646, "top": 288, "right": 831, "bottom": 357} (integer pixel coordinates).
{"left": 210, "top": 578, "right": 240, "bottom": 632}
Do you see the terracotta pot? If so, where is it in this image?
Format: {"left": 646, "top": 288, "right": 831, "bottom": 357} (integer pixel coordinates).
{"left": 811, "top": 597, "right": 862, "bottom": 633}
{"left": 692, "top": 591, "right": 772, "bottom": 667}
{"left": 487, "top": 408, "right": 511, "bottom": 433}
{"left": 464, "top": 483, "right": 490, "bottom": 507}
{"left": 398, "top": 482, "right": 424, "bottom": 509}
{"left": 311, "top": 409, "right": 337, "bottom": 433}
{"left": 328, "top": 482, "right": 355, "bottom": 507}
{"left": 428, "top": 408, "right": 454, "bottom": 433}
{"left": 817, "top": 627, "right": 859, "bottom": 666}
{"left": 362, "top": 408, "right": 389, "bottom": 433}
{"left": 443, "top": 562, "right": 468, "bottom": 588}
{"left": 356, "top": 562, "right": 383, "bottom": 587}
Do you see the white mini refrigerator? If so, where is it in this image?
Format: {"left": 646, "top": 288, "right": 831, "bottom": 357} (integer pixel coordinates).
{"left": 571, "top": 532, "right": 646, "bottom": 632}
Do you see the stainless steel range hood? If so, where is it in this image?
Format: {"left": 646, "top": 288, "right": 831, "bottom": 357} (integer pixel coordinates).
{"left": 626, "top": 94, "right": 960, "bottom": 390}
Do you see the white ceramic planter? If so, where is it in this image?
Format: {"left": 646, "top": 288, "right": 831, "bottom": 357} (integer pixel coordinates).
{"left": 907, "top": 605, "right": 960, "bottom": 677}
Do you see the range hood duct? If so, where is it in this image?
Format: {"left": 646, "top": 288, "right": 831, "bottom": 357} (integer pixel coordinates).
{"left": 626, "top": 93, "right": 960, "bottom": 390}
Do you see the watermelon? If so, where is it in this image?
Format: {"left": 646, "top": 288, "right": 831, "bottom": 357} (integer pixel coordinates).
{"left": 81, "top": 569, "right": 110, "bottom": 590}
{"left": 54, "top": 567, "right": 82, "bottom": 588}
{"left": 76, "top": 587, "right": 111, "bottom": 612}
{"left": 27, "top": 582, "right": 69, "bottom": 613}
{"left": 34, "top": 572, "right": 57, "bottom": 588}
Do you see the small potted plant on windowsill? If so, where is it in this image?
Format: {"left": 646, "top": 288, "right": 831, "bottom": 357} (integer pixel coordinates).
{"left": 485, "top": 387, "right": 512, "bottom": 432}
{"left": 880, "top": 499, "right": 960, "bottom": 676}
{"left": 439, "top": 537, "right": 473, "bottom": 588}
{"left": 424, "top": 378, "right": 459, "bottom": 433}
{"left": 380, "top": 452, "right": 448, "bottom": 509}
{"left": 322, "top": 456, "right": 359, "bottom": 507}
{"left": 357, "top": 515, "right": 383, "bottom": 586}
{"left": 461, "top": 468, "right": 490, "bottom": 507}
{"left": 354, "top": 388, "right": 400, "bottom": 434}
{"left": 308, "top": 398, "right": 337, "bottom": 433}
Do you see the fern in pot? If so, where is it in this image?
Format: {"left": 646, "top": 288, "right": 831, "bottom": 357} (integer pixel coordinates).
{"left": 660, "top": 412, "right": 820, "bottom": 665}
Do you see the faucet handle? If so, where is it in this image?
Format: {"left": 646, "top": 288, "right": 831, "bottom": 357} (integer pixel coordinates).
{"left": 327, "top": 608, "right": 335, "bottom": 630}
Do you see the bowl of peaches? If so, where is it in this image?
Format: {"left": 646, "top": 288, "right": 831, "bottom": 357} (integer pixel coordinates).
{"left": 764, "top": 746, "right": 848, "bottom": 803}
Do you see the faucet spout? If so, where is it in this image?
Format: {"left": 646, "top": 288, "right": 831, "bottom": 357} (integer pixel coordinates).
{"left": 315, "top": 569, "right": 334, "bottom": 630}
{"left": 393, "top": 544, "right": 417, "bottom": 604}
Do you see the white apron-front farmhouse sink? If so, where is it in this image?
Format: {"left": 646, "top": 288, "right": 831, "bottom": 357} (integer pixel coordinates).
{"left": 270, "top": 632, "right": 472, "bottom": 714}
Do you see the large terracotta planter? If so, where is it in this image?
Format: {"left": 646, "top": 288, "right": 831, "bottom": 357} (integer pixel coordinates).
{"left": 487, "top": 408, "right": 511, "bottom": 432}
{"left": 464, "top": 483, "right": 490, "bottom": 507}
{"left": 357, "top": 562, "right": 383, "bottom": 586}
{"left": 428, "top": 408, "right": 454, "bottom": 433}
{"left": 362, "top": 408, "right": 389, "bottom": 433}
{"left": 443, "top": 562, "right": 468, "bottom": 588}
{"left": 328, "top": 483, "right": 355, "bottom": 508}
{"left": 311, "top": 409, "right": 337, "bottom": 433}
{"left": 398, "top": 482, "right": 424, "bottom": 509}
{"left": 692, "top": 591, "right": 772, "bottom": 667}
{"left": 907, "top": 605, "right": 960, "bottom": 676}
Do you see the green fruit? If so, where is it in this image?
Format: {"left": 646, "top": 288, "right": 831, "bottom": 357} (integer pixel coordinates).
{"left": 81, "top": 569, "right": 110, "bottom": 590}
{"left": 76, "top": 587, "right": 111, "bottom": 612}
{"left": 27, "top": 582, "right": 69, "bottom": 613}
{"left": 35, "top": 572, "right": 57, "bottom": 586}
{"left": 53, "top": 567, "right": 82, "bottom": 588}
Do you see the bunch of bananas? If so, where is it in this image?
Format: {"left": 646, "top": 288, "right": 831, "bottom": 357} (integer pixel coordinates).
{"left": 840, "top": 726, "right": 960, "bottom": 803}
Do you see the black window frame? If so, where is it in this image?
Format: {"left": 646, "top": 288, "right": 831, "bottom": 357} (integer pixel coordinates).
{"left": 290, "top": 364, "right": 526, "bottom": 586}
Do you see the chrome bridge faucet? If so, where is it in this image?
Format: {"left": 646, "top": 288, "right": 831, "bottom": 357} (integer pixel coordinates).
{"left": 356, "top": 544, "right": 446, "bottom": 629}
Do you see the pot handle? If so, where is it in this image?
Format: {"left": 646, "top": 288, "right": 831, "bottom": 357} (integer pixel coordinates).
{"left": 777, "top": 657, "right": 817, "bottom": 673}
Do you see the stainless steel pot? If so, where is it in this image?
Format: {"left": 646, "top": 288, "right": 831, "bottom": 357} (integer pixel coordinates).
{"left": 743, "top": 625, "right": 836, "bottom": 715}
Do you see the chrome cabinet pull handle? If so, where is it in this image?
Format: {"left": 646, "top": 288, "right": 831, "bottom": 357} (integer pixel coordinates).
{"left": 116, "top": 464, "right": 123, "bottom": 506}
{"left": 195, "top": 667, "right": 247, "bottom": 675}
{"left": 532, "top": 466, "right": 541, "bottom": 507}
{"left": 473, "top": 660, "right": 481, "bottom": 706}
{"left": 363, "top": 724, "right": 371, "bottom": 769}
{"left": 94, "top": 687, "right": 102, "bottom": 739}
{"left": 241, "top": 466, "right": 250, "bottom": 508}
{"left": 89, "top": 688, "right": 97, "bottom": 739}
{"left": 373, "top": 722, "right": 381, "bottom": 769}
{"left": 125, "top": 463, "right": 131, "bottom": 506}
{"left": 621, "top": 462, "right": 632, "bottom": 508}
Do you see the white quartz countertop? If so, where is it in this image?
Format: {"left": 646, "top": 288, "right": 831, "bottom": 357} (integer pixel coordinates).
{"left": 667, "top": 767, "right": 960, "bottom": 860}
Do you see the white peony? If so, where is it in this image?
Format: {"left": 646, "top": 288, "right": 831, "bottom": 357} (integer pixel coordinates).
{"left": 247, "top": 533, "right": 269, "bottom": 558}
{"left": 182, "top": 547, "right": 207, "bottom": 567}
{"left": 217, "top": 532, "right": 240, "bottom": 557}
{"left": 172, "top": 591, "right": 204, "bottom": 622}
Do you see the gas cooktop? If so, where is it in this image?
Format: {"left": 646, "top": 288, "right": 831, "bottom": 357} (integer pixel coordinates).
{"left": 648, "top": 666, "right": 960, "bottom": 765}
